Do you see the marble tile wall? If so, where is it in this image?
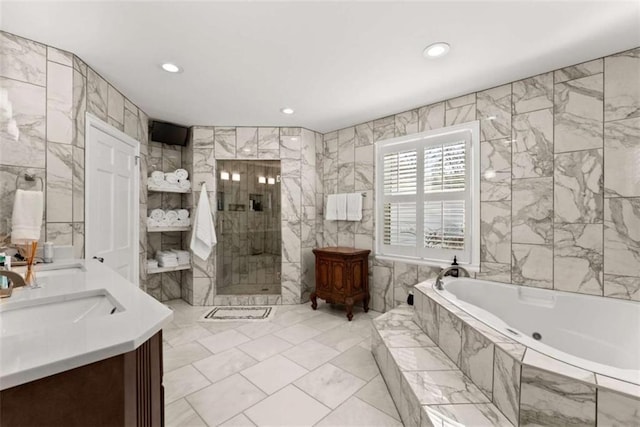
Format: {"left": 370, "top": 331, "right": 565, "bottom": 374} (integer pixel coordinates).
{"left": 183, "top": 126, "right": 323, "bottom": 306}
{"left": 0, "top": 31, "right": 149, "bottom": 289}
{"left": 323, "top": 47, "right": 640, "bottom": 311}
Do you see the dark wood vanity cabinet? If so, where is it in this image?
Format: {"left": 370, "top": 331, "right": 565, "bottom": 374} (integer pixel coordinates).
{"left": 311, "top": 247, "right": 371, "bottom": 321}
{"left": 0, "top": 331, "right": 164, "bottom": 427}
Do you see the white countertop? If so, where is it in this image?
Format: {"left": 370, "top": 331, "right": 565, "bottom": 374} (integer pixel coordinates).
{"left": 0, "top": 259, "right": 173, "bottom": 390}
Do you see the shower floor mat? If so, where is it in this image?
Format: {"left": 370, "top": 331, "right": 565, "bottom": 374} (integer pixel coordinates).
{"left": 200, "top": 306, "right": 276, "bottom": 322}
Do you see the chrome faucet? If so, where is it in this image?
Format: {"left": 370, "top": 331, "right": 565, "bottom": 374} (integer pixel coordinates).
{"left": 0, "top": 270, "right": 27, "bottom": 298}
{"left": 434, "top": 265, "right": 470, "bottom": 290}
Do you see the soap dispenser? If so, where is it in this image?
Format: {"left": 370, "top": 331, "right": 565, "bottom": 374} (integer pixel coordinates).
{"left": 449, "top": 256, "right": 459, "bottom": 277}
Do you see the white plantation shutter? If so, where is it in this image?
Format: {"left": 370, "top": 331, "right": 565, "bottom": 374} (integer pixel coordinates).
{"left": 376, "top": 122, "right": 479, "bottom": 267}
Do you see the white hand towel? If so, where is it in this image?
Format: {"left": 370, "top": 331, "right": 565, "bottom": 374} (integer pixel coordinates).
{"left": 190, "top": 183, "right": 217, "bottom": 260}
{"left": 11, "top": 189, "right": 44, "bottom": 244}
{"left": 149, "top": 209, "right": 165, "bottom": 221}
{"left": 336, "top": 193, "right": 347, "bottom": 220}
{"left": 346, "top": 192, "right": 363, "bottom": 221}
{"left": 151, "top": 170, "right": 164, "bottom": 181}
{"left": 325, "top": 194, "right": 338, "bottom": 220}
{"left": 175, "top": 169, "right": 189, "bottom": 180}
{"left": 164, "top": 172, "right": 178, "bottom": 184}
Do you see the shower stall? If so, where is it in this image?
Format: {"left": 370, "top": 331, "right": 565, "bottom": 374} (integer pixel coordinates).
{"left": 215, "top": 160, "right": 281, "bottom": 295}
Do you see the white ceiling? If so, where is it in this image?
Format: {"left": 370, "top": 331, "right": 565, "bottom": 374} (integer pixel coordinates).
{"left": 1, "top": 1, "right": 639, "bottom": 133}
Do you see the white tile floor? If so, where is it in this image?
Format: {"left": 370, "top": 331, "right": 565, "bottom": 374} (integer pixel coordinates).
{"left": 163, "top": 300, "right": 403, "bottom": 427}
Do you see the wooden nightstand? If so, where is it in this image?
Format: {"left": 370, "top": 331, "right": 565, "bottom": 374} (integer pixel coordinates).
{"left": 311, "top": 247, "right": 371, "bottom": 321}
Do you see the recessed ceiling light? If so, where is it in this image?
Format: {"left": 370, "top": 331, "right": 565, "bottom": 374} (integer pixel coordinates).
{"left": 161, "top": 63, "right": 182, "bottom": 73}
{"left": 280, "top": 107, "right": 294, "bottom": 115}
{"left": 423, "top": 42, "right": 450, "bottom": 59}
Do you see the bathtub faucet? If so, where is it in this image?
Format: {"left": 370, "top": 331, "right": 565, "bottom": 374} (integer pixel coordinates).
{"left": 435, "top": 266, "right": 470, "bottom": 290}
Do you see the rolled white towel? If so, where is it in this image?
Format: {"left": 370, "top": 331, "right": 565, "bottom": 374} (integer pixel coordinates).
{"left": 175, "top": 169, "right": 188, "bottom": 180}
{"left": 165, "top": 172, "right": 178, "bottom": 184}
{"left": 157, "top": 218, "right": 169, "bottom": 227}
{"left": 147, "top": 218, "right": 160, "bottom": 228}
{"left": 165, "top": 210, "right": 179, "bottom": 222}
{"left": 149, "top": 209, "right": 165, "bottom": 221}
{"left": 178, "top": 179, "right": 191, "bottom": 190}
{"left": 148, "top": 175, "right": 164, "bottom": 187}
{"left": 151, "top": 171, "right": 164, "bottom": 181}
{"left": 177, "top": 209, "right": 190, "bottom": 220}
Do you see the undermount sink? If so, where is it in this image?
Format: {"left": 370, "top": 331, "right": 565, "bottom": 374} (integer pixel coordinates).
{"left": 0, "top": 290, "right": 121, "bottom": 338}
{"left": 35, "top": 263, "right": 86, "bottom": 278}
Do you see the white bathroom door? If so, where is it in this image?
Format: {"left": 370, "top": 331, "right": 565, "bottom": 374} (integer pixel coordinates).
{"left": 85, "top": 113, "right": 140, "bottom": 285}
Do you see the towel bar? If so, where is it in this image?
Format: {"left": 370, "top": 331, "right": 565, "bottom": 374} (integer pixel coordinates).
{"left": 15, "top": 173, "right": 44, "bottom": 191}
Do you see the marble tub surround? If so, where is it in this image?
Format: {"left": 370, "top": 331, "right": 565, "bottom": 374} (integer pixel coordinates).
{"left": 0, "top": 31, "right": 150, "bottom": 289}
{"left": 410, "top": 282, "right": 640, "bottom": 426}
{"left": 371, "top": 306, "right": 513, "bottom": 427}
{"left": 183, "top": 127, "right": 323, "bottom": 306}
{"left": 323, "top": 46, "right": 640, "bottom": 311}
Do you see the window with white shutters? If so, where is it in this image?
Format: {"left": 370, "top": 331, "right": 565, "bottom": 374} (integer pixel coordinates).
{"left": 375, "top": 122, "right": 480, "bottom": 268}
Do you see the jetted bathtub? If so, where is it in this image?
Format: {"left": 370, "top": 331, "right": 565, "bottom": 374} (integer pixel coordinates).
{"left": 435, "top": 277, "right": 640, "bottom": 385}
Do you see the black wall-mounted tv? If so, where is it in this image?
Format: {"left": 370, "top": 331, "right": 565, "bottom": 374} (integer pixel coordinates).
{"left": 149, "top": 120, "right": 190, "bottom": 146}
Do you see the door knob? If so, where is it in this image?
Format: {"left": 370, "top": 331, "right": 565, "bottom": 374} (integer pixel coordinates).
{"left": 93, "top": 256, "right": 104, "bottom": 263}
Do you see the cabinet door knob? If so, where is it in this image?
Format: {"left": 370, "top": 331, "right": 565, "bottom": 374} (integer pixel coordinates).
{"left": 93, "top": 256, "right": 104, "bottom": 263}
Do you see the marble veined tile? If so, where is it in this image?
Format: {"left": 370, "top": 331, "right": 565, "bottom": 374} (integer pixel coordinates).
{"left": 355, "top": 121, "right": 374, "bottom": 146}
{"left": 437, "top": 305, "right": 463, "bottom": 365}
{"left": 187, "top": 374, "right": 265, "bottom": 426}
{"left": 317, "top": 396, "right": 401, "bottom": 427}
{"left": 355, "top": 145, "right": 374, "bottom": 191}
{"left": 72, "top": 69, "right": 86, "bottom": 148}
{"left": 513, "top": 72, "right": 553, "bottom": 114}
{"left": 215, "top": 127, "right": 236, "bottom": 158}
{"left": 492, "top": 346, "right": 521, "bottom": 426}
{"left": 604, "top": 47, "right": 640, "bottom": 122}
{"left": 165, "top": 398, "right": 207, "bottom": 427}
{"left": 520, "top": 365, "right": 596, "bottom": 426}
{"left": 47, "top": 47, "right": 72, "bottom": 67}
{"left": 192, "top": 126, "right": 214, "bottom": 148}
{"left": 373, "top": 116, "right": 395, "bottom": 142}
{"left": 280, "top": 134, "right": 301, "bottom": 160}
{"left": 294, "top": 363, "right": 366, "bottom": 409}
{"left": 418, "top": 102, "right": 445, "bottom": 132}
{"left": 598, "top": 389, "right": 640, "bottom": 427}
{"left": 554, "top": 149, "right": 603, "bottom": 224}
{"left": 422, "top": 403, "right": 512, "bottom": 427}
{"left": 258, "top": 126, "right": 279, "bottom": 152}
{"left": 86, "top": 68, "right": 107, "bottom": 120}
{"left": 123, "top": 104, "right": 139, "bottom": 141}
{"left": 554, "top": 73, "right": 603, "bottom": 152}
{"left": 523, "top": 349, "right": 595, "bottom": 384}
{"left": 379, "top": 328, "right": 435, "bottom": 348}
{"left": 331, "top": 345, "right": 380, "bottom": 381}
{"left": 604, "top": 197, "right": 640, "bottom": 278}
{"left": 554, "top": 58, "right": 602, "bottom": 83}
{"left": 460, "top": 323, "right": 494, "bottom": 399}
{"left": 476, "top": 262, "right": 511, "bottom": 283}
{"left": 245, "top": 385, "right": 330, "bottom": 427}
{"left": 604, "top": 274, "right": 640, "bottom": 301}
{"left": 241, "top": 354, "right": 308, "bottom": 394}
{"left": 512, "top": 177, "right": 553, "bottom": 244}
{"left": 554, "top": 224, "right": 603, "bottom": 296}
{"left": 0, "top": 77, "right": 46, "bottom": 168}
{"left": 390, "top": 346, "right": 458, "bottom": 372}
{"left": 46, "top": 142, "right": 73, "bottom": 222}
{"left": 512, "top": 108, "right": 554, "bottom": 178}
{"left": 107, "top": 85, "right": 124, "bottom": 125}
{"left": 446, "top": 93, "right": 476, "bottom": 108}
{"left": 0, "top": 32, "right": 46, "bottom": 86}
{"left": 481, "top": 130, "right": 513, "bottom": 198}
{"left": 403, "top": 370, "right": 489, "bottom": 405}
{"left": 477, "top": 84, "right": 511, "bottom": 141}
{"left": 46, "top": 222, "right": 72, "bottom": 245}
{"left": 481, "top": 201, "right": 511, "bottom": 264}
{"left": 395, "top": 110, "right": 418, "bottom": 136}
{"left": 338, "top": 127, "right": 355, "bottom": 163}
{"left": 512, "top": 243, "right": 553, "bottom": 289}
{"left": 46, "top": 61, "right": 73, "bottom": 144}
{"left": 604, "top": 117, "right": 640, "bottom": 198}
{"left": 445, "top": 103, "right": 476, "bottom": 126}
{"left": 164, "top": 364, "right": 210, "bottom": 404}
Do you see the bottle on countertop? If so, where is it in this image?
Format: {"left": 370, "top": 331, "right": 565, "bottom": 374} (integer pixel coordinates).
{"left": 450, "top": 256, "right": 459, "bottom": 277}
{"left": 0, "top": 253, "right": 9, "bottom": 289}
